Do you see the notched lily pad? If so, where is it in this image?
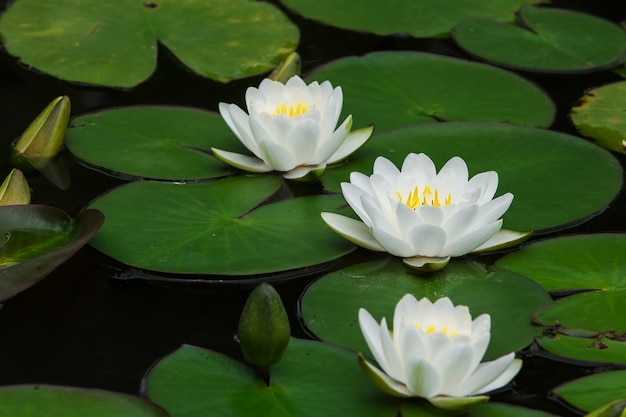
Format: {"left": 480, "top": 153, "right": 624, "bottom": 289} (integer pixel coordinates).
{"left": 571, "top": 81, "right": 626, "bottom": 154}
{"left": 453, "top": 6, "right": 626, "bottom": 73}
{"left": 300, "top": 257, "right": 551, "bottom": 361}
{"left": 0, "top": 204, "right": 104, "bottom": 301}
{"left": 0, "top": 0, "right": 299, "bottom": 87}
{"left": 280, "top": 0, "right": 541, "bottom": 38}
{"left": 66, "top": 106, "right": 246, "bottom": 181}
{"left": 497, "top": 234, "right": 626, "bottom": 364}
{"left": 552, "top": 370, "right": 626, "bottom": 413}
{"left": 0, "top": 385, "right": 168, "bottom": 416}
{"left": 87, "top": 175, "right": 354, "bottom": 276}
{"left": 306, "top": 51, "right": 555, "bottom": 132}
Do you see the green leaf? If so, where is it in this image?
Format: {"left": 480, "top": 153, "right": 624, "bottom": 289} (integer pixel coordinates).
{"left": 306, "top": 51, "right": 554, "bottom": 132}
{"left": 0, "top": 0, "right": 299, "bottom": 87}
{"left": 553, "top": 370, "right": 626, "bottom": 413}
{"left": 497, "top": 234, "right": 626, "bottom": 364}
{"left": 143, "top": 339, "right": 397, "bottom": 417}
{"left": 571, "top": 81, "right": 626, "bottom": 154}
{"left": 452, "top": 6, "right": 626, "bottom": 73}
{"left": 65, "top": 107, "right": 245, "bottom": 180}
{"left": 280, "top": 0, "right": 541, "bottom": 38}
{"left": 401, "top": 401, "right": 559, "bottom": 417}
{"left": 300, "top": 258, "right": 551, "bottom": 360}
{"left": 0, "top": 385, "right": 168, "bottom": 416}
{"left": 320, "top": 122, "right": 622, "bottom": 233}
{"left": 0, "top": 205, "right": 104, "bottom": 301}
{"left": 87, "top": 175, "right": 354, "bottom": 276}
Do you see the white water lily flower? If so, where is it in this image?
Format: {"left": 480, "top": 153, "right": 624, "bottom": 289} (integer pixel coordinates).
{"left": 213, "top": 75, "right": 373, "bottom": 180}
{"left": 322, "top": 153, "right": 527, "bottom": 271}
{"left": 358, "top": 295, "right": 522, "bottom": 410}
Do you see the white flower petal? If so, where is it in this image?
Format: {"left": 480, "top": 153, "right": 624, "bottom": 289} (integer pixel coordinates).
{"left": 320, "top": 212, "right": 384, "bottom": 251}
{"left": 314, "top": 115, "right": 352, "bottom": 163}
{"left": 358, "top": 355, "right": 413, "bottom": 397}
{"left": 466, "top": 171, "right": 499, "bottom": 204}
{"left": 286, "top": 119, "right": 321, "bottom": 164}
{"left": 211, "top": 148, "right": 272, "bottom": 173}
{"left": 432, "top": 341, "right": 475, "bottom": 395}
{"left": 436, "top": 156, "right": 469, "bottom": 190}
{"left": 408, "top": 224, "right": 447, "bottom": 257}
{"left": 380, "top": 317, "right": 404, "bottom": 381}
{"left": 358, "top": 309, "right": 390, "bottom": 373}
{"left": 416, "top": 205, "right": 444, "bottom": 226}
{"left": 473, "top": 193, "right": 514, "bottom": 225}
{"left": 283, "top": 164, "right": 326, "bottom": 181}
{"left": 440, "top": 204, "right": 479, "bottom": 237}
{"left": 405, "top": 356, "right": 442, "bottom": 398}
{"left": 442, "top": 220, "right": 503, "bottom": 257}
{"left": 259, "top": 140, "right": 297, "bottom": 172}
{"left": 450, "top": 352, "right": 518, "bottom": 397}
{"left": 327, "top": 123, "right": 374, "bottom": 164}
{"left": 472, "top": 229, "right": 532, "bottom": 253}
{"left": 474, "top": 358, "right": 522, "bottom": 395}
{"left": 340, "top": 182, "right": 373, "bottom": 226}
{"left": 371, "top": 226, "right": 416, "bottom": 257}
{"left": 373, "top": 156, "right": 401, "bottom": 184}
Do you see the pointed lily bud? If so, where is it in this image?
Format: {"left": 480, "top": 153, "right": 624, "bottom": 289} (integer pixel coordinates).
{"left": 585, "top": 400, "right": 626, "bottom": 417}
{"left": 268, "top": 52, "right": 301, "bottom": 84}
{"left": 14, "top": 96, "right": 70, "bottom": 159}
{"left": 0, "top": 169, "right": 30, "bottom": 206}
{"left": 237, "top": 283, "right": 290, "bottom": 368}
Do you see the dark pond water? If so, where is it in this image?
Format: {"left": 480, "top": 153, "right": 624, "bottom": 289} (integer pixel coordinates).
{"left": 0, "top": 0, "right": 625, "bottom": 416}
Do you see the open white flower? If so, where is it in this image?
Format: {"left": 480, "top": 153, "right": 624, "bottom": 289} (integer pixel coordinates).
{"left": 322, "top": 153, "right": 528, "bottom": 271}
{"left": 213, "top": 75, "right": 373, "bottom": 180}
{"left": 358, "top": 295, "right": 522, "bottom": 410}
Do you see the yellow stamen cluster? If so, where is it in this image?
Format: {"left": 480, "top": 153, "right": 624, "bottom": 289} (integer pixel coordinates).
{"left": 415, "top": 322, "right": 459, "bottom": 337}
{"left": 271, "top": 102, "right": 312, "bottom": 117}
{"left": 396, "top": 185, "right": 452, "bottom": 209}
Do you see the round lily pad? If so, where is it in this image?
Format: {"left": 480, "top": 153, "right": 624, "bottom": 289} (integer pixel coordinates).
{"left": 0, "top": 205, "right": 104, "bottom": 301}
{"left": 300, "top": 258, "right": 552, "bottom": 360}
{"left": 452, "top": 6, "right": 626, "bottom": 73}
{"left": 552, "top": 370, "right": 626, "bottom": 413}
{"left": 66, "top": 107, "right": 245, "bottom": 181}
{"left": 87, "top": 175, "right": 354, "bottom": 276}
{"left": 497, "top": 234, "right": 626, "bottom": 364}
{"left": 320, "top": 122, "right": 622, "bottom": 233}
{"left": 280, "top": 0, "right": 537, "bottom": 38}
{"left": 305, "top": 51, "right": 555, "bottom": 132}
{"left": 143, "top": 338, "right": 397, "bottom": 417}
{"left": 571, "top": 81, "right": 626, "bottom": 154}
{"left": 0, "top": 0, "right": 299, "bottom": 87}
{"left": 0, "top": 385, "right": 167, "bottom": 416}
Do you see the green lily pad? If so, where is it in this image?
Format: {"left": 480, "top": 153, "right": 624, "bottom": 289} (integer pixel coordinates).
{"left": 280, "top": 0, "right": 541, "bottom": 38}
{"left": 552, "top": 370, "right": 626, "bottom": 413}
{"left": 143, "top": 338, "right": 397, "bottom": 417}
{"left": 497, "top": 234, "right": 626, "bottom": 364}
{"left": 0, "top": 205, "right": 104, "bottom": 301}
{"left": 452, "top": 6, "right": 626, "bottom": 73}
{"left": 401, "top": 401, "right": 558, "bottom": 417}
{"left": 66, "top": 107, "right": 245, "bottom": 181}
{"left": 320, "top": 122, "right": 622, "bottom": 233}
{"left": 571, "top": 81, "right": 626, "bottom": 154}
{"left": 87, "top": 175, "right": 354, "bottom": 276}
{"left": 537, "top": 335, "right": 626, "bottom": 365}
{"left": 300, "top": 257, "right": 551, "bottom": 360}
{"left": 0, "top": 385, "right": 168, "bottom": 416}
{"left": 305, "top": 51, "right": 554, "bottom": 132}
{"left": 0, "top": 0, "right": 299, "bottom": 87}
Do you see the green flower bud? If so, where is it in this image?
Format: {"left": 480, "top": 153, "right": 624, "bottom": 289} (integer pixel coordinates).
{"left": 237, "top": 283, "right": 290, "bottom": 368}
{"left": 585, "top": 400, "right": 626, "bottom": 417}
{"left": 268, "top": 52, "right": 301, "bottom": 84}
{"left": 0, "top": 169, "right": 30, "bottom": 206}
{"left": 14, "top": 96, "right": 70, "bottom": 159}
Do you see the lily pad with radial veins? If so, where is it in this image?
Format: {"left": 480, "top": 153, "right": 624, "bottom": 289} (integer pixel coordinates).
{"left": 305, "top": 51, "right": 555, "bottom": 132}
{"left": 87, "top": 175, "right": 355, "bottom": 276}
{"left": 0, "top": 0, "right": 299, "bottom": 87}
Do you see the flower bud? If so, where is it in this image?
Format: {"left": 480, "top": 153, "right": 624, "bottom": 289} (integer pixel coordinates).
{"left": 14, "top": 96, "right": 70, "bottom": 159}
{"left": 237, "top": 283, "right": 290, "bottom": 368}
{"left": 268, "top": 52, "right": 301, "bottom": 84}
{"left": 586, "top": 400, "right": 626, "bottom": 417}
{"left": 0, "top": 169, "right": 30, "bottom": 206}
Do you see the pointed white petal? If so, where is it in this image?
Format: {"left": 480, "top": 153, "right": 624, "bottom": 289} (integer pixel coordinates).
{"left": 315, "top": 115, "right": 352, "bottom": 163}
{"left": 442, "top": 220, "right": 503, "bottom": 257}
{"left": 287, "top": 119, "right": 320, "bottom": 164}
{"left": 327, "top": 123, "right": 374, "bottom": 164}
{"left": 340, "top": 182, "right": 372, "bottom": 226}
{"left": 441, "top": 204, "right": 479, "bottom": 237}
{"left": 436, "top": 156, "right": 469, "bottom": 189}
{"left": 472, "top": 229, "right": 532, "bottom": 253}
{"left": 373, "top": 156, "right": 400, "bottom": 184}
{"left": 416, "top": 205, "right": 444, "bottom": 226}
{"left": 211, "top": 148, "right": 272, "bottom": 173}
{"left": 408, "top": 224, "right": 447, "bottom": 257}
{"left": 450, "top": 353, "right": 517, "bottom": 396}
{"left": 405, "top": 356, "right": 441, "bottom": 398}
{"left": 431, "top": 341, "right": 475, "bottom": 395}
{"left": 358, "top": 354, "right": 413, "bottom": 397}
{"left": 320, "top": 212, "right": 384, "bottom": 251}
{"left": 380, "top": 317, "right": 404, "bottom": 381}
{"left": 467, "top": 171, "right": 499, "bottom": 204}
{"left": 358, "top": 309, "right": 390, "bottom": 372}
{"left": 474, "top": 358, "right": 522, "bottom": 395}
{"left": 259, "top": 140, "right": 297, "bottom": 171}
{"left": 371, "top": 226, "right": 416, "bottom": 258}
{"left": 474, "top": 193, "right": 514, "bottom": 225}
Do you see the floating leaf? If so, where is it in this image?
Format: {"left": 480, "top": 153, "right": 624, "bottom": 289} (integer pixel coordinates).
{"left": 320, "top": 122, "right": 622, "bottom": 233}
{"left": 280, "top": 0, "right": 540, "bottom": 38}
{"left": 306, "top": 51, "right": 554, "bottom": 132}
{"left": 401, "top": 401, "right": 559, "bottom": 417}
{"left": 87, "top": 175, "right": 354, "bottom": 276}
{"left": 0, "top": 0, "right": 299, "bottom": 87}
{"left": 0, "top": 205, "right": 104, "bottom": 301}
{"left": 571, "top": 81, "right": 626, "bottom": 154}
{"left": 144, "top": 338, "right": 397, "bottom": 417}
{"left": 453, "top": 6, "right": 626, "bottom": 73}
{"left": 65, "top": 107, "right": 245, "bottom": 181}
{"left": 300, "top": 258, "right": 551, "bottom": 360}
{"left": 0, "top": 385, "right": 168, "bottom": 416}
{"left": 497, "top": 234, "right": 626, "bottom": 363}
{"left": 553, "top": 370, "right": 626, "bottom": 413}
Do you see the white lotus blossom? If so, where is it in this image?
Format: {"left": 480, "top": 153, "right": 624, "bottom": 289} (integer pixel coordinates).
{"left": 358, "top": 295, "right": 522, "bottom": 410}
{"left": 213, "top": 75, "right": 373, "bottom": 180}
{"left": 322, "top": 153, "right": 525, "bottom": 271}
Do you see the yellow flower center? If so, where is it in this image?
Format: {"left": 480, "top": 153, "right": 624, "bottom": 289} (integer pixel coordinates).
{"left": 271, "top": 102, "right": 312, "bottom": 117}
{"left": 396, "top": 185, "right": 452, "bottom": 209}
{"left": 415, "top": 322, "right": 459, "bottom": 337}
